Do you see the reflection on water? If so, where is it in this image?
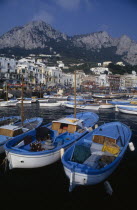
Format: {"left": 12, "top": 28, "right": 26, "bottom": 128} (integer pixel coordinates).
{"left": 0, "top": 104, "right": 137, "bottom": 209}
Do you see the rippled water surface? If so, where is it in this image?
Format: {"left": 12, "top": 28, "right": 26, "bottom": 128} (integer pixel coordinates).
{"left": 0, "top": 104, "right": 137, "bottom": 210}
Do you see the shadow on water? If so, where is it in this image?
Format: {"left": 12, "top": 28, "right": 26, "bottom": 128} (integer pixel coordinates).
{"left": 0, "top": 105, "right": 137, "bottom": 210}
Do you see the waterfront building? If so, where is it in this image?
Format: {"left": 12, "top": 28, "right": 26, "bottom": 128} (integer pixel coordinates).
{"left": 108, "top": 74, "right": 121, "bottom": 91}
{"left": 120, "top": 72, "right": 137, "bottom": 89}
{"left": 95, "top": 74, "right": 110, "bottom": 87}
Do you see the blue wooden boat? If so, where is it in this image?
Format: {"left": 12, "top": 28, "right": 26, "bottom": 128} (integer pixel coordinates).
{"left": 67, "top": 96, "right": 85, "bottom": 101}
{"left": 4, "top": 112, "right": 99, "bottom": 169}
{"left": 61, "top": 122, "right": 132, "bottom": 191}
{"left": 0, "top": 116, "right": 21, "bottom": 126}
{"left": 109, "top": 100, "right": 131, "bottom": 105}
{"left": 0, "top": 117, "right": 43, "bottom": 154}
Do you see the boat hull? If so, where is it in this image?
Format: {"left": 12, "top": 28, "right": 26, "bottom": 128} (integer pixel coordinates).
{"left": 118, "top": 108, "right": 137, "bottom": 115}
{"left": 0, "top": 101, "right": 17, "bottom": 107}
{"left": 115, "top": 104, "right": 137, "bottom": 112}
{"left": 63, "top": 159, "right": 121, "bottom": 186}
{"left": 6, "top": 150, "right": 61, "bottom": 169}
{"left": 17, "top": 100, "right": 32, "bottom": 104}
{"left": 65, "top": 103, "right": 100, "bottom": 110}
{"left": 39, "top": 102, "right": 61, "bottom": 107}
{"left": 99, "top": 104, "right": 114, "bottom": 109}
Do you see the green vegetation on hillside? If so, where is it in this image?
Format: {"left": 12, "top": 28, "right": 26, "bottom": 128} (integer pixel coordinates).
{"left": 108, "top": 63, "right": 137, "bottom": 75}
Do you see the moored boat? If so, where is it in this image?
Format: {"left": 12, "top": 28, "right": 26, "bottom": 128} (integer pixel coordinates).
{"left": 61, "top": 121, "right": 132, "bottom": 191}
{"left": 4, "top": 112, "right": 99, "bottom": 169}
{"left": 0, "top": 117, "right": 43, "bottom": 154}
{"left": 98, "top": 100, "right": 115, "bottom": 109}
{"left": 39, "top": 99, "right": 61, "bottom": 107}
{"left": 64, "top": 102, "right": 100, "bottom": 110}
{"left": 0, "top": 116, "right": 21, "bottom": 126}
{"left": 0, "top": 99, "right": 18, "bottom": 107}
{"left": 118, "top": 106, "right": 137, "bottom": 115}
{"left": 17, "top": 98, "right": 32, "bottom": 104}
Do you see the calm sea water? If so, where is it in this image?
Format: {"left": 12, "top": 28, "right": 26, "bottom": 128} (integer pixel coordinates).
{"left": 0, "top": 104, "right": 137, "bottom": 210}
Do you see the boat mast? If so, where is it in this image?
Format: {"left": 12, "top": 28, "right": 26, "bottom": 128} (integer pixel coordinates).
{"left": 6, "top": 82, "right": 8, "bottom": 101}
{"left": 40, "top": 83, "right": 42, "bottom": 98}
{"left": 74, "top": 70, "right": 76, "bottom": 118}
{"left": 21, "top": 75, "right": 24, "bottom": 126}
{"left": 109, "top": 78, "right": 112, "bottom": 95}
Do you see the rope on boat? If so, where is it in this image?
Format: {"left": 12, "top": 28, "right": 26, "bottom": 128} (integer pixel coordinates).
{"left": 0, "top": 156, "right": 9, "bottom": 174}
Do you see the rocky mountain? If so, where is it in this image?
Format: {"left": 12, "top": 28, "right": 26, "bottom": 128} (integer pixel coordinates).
{"left": 0, "top": 20, "right": 68, "bottom": 49}
{"left": 0, "top": 20, "right": 137, "bottom": 65}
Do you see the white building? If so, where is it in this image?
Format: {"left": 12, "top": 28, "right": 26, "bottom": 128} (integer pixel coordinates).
{"left": 95, "top": 74, "right": 109, "bottom": 87}
{"left": 90, "top": 67, "right": 111, "bottom": 75}
{"left": 57, "top": 61, "right": 65, "bottom": 68}
{"left": 103, "top": 61, "right": 112, "bottom": 67}
{"left": 0, "top": 57, "right": 18, "bottom": 79}
{"left": 116, "top": 61, "right": 125, "bottom": 66}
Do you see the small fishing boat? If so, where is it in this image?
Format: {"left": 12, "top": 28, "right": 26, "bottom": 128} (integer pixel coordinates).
{"left": 0, "top": 116, "right": 21, "bottom": 126}
{"left": 4, "top": 111, "right": 99, "bottom": 169}
{"left": 0, "top": 99, "right": 18, "bottom": 107}
{"left": 67, "top": 96, "right": 85, "bottom": 101}
{"left": 17, "top": 98, "right": 32, "bottom": 104}
{"left": 37, "top": 98, "right": 49, "bottom": 103}
{"left": 118, "top": 106, "right": 137, "bottom": 115}
{"left": 64, "top": 102, "right": 100, "bottom": 110}
{"left": 43, "top": 93, "right": 68, "bottom": 100}
{"left": 0, "top": 117, "right": 43, "bottom": 154}
{"left": 39, "top": 99, "right": 61, "bottom": 107}
{"left": 61, "top": 121, "right": 132, "bottom": 191}
{"left": 0, "top": 76, "right": 43, "bottom": 154}
{"left": 92, "top": 94, "right": 109, "bottom": 99}
{"left": 109, "top": 100, "right": 137, "bottom": 112}
{"left": 99, "top": 100, "right": 115, "bottom": 109}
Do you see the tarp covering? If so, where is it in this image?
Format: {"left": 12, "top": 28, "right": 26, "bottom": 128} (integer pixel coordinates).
{"left": 71, "top": 145, "right": 91, "bottom": 164}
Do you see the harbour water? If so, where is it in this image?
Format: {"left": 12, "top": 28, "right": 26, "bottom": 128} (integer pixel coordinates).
{"left": 0, "top": 104, "right": 137, "bottom": 210}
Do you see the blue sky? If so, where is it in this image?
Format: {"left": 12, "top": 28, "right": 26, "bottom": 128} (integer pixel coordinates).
{"left": 0, "top": 0, "right": 137, "bottom": 41}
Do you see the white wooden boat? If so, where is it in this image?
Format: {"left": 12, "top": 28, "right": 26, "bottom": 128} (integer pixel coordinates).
{"left": 37, "top": 98, "right": 48, "bottom": 103}
{"left": 17, "top": 98, "right": 32, "bottom": 104}
{"left": 43, "top": 94, "right": 68, "bottom": 100}
{"left": 99, "top": 103, "right": 114, "bottom": 109}
{"left": 64, "top": 102, "right": 100, "bottom": 110}
{"left": 4, "top": 112, "right": 99, "bottom": 169}
{"left": 39, "top": 99, "right": 61, "bottom": 107}
{"left": 61, "top": 122, "right": 132, "bottom": 191}
{"left": 99, "top": 100, "right": 115, "bottom": 109}
{"left": 0, "top": 99, "right": 18, "bottom": 107}
{"left": 118, "top": 106, "right": 137, "bottom": 115}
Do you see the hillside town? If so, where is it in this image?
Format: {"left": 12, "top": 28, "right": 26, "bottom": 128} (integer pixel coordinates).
{"left": 0, "top": 54, "right": 137, "bottom": 95}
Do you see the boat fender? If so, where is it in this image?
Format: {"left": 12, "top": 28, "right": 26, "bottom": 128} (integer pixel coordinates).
{"left": 129, "top": 142, "right": 135, "bottom": 151}
{"left": 104, "top": 181, "right": 113, "bottom": 195}
{"left": 95, "top": 124, "right": 98, "bottom": 129}
{"left": 60, "top": 148, "right": 64, "bottom": 157}
{"left": 69, "top": 171, "right": 75, "bottom": 192}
